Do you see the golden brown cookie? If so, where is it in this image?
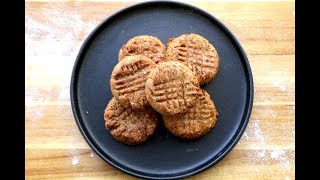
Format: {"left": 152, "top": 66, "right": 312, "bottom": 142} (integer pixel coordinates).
{"left": 145, "top": 61, "right": 201, "bottom": 115}
{"left": 110, "top": 55, "right": 157, "bottom": 110}
{"left": 119, "top": 35, "right": 166, "bottom": 64}
{"left": 162, "top": 89, "right": 218, "bottom": 140}
{"left": 104, "top": 97, "right": 158, "bottom": 145}
{"left": 166, "top": 33, "right": 219, "bottom": 85}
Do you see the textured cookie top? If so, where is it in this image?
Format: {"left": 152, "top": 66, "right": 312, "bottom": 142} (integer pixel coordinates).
{"left": 110, "top": 55, "right": 157, "bottom": 110}
{"left": 162, "top": 89, "right": 218, "bottom": 140}
{"left": 119, "top": 35, "right": 166, "bottom": 64}
{"left": 104, "top": 97, "right": 158, "bottom": 146}
{"left": 145, "top": 61, "right": 201, "bottom": 115}
{"left": 166, "top": 33, "right": 219, "bottom": 85}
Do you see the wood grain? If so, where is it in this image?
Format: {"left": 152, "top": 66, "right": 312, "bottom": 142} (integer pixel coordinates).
{"left": 25, "top": 1, "right": 295, "bottom": 179}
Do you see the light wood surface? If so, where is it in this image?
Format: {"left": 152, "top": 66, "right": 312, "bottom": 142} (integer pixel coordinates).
{"left": 25, "top": 1, "right": 295, "bottom": 179}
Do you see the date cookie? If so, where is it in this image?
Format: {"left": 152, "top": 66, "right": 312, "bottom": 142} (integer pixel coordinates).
{"left": 110, "top": 55, "right": 157, "bottom": 110}
{"left": 162, "top": 89, "right": 218, "bottom": 140}
{"left": 166, "top": 33, "right": 219, "bottom": 85}
{"left": 104, "top": 97, "right": 158, "bottom": 145}
{"left": 145, "top": 61, "right": 201, "bottom": 115}
{"left": 119, "top": 35, "right": 166, "bottom": 64}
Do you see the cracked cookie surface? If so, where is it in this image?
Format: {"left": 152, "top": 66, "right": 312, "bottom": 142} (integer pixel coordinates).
{"left": 162, "top": 89, "right": 218, "bottom": 140}
{"left": 104, "top": 97, "right": 158, "bottom": 145}
{"left": 119, "top": 35, "right": 166, "bottom": 64}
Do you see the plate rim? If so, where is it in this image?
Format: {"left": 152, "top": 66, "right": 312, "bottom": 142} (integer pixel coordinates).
{"left": 70, "top": 1, "right": 254, "bottom": 179}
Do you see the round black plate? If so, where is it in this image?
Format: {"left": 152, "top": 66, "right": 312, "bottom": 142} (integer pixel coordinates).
{"left": 70, "top": 1, "right": 253, "bottom": 179}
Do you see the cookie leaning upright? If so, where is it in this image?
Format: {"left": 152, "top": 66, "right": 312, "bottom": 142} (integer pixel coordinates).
{"left": 110, "top": 55, "right": 157, "bottom": 110}
{"left": 119, "top": 35, "right": 166, "bottom": 64}
{"left": 162, "top": 89, "right": 218, "bottom": 140}
{"left": 166, "top": 33, "right": 219, "bottom": 85}
{"left": 104, "top": 97, "right": 158, "bottom": 146}
{"left": 145, "top": 61, "right": 201, "bottom": 115}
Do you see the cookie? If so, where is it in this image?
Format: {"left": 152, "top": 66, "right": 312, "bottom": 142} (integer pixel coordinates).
{"left": 145, "top": 61, "right": 201, "bottom": 115}
{"left": 166, "top": 33, "right": 219, "bottom": 85}
{"left": 104, "top": 97, "right": 158, "bottom": 145}
{"left": 162, "top": 89, "right": 218, "bottom": 140}
{"left": 110, "top": 55, "right": 157, "bottom": 110}
{"left": 119, "top": 35, "right": 166, "bottom": 64}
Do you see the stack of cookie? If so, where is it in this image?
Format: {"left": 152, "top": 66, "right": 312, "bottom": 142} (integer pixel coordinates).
{"left": 104, "top": 34, "right": 219, "bottom": 145}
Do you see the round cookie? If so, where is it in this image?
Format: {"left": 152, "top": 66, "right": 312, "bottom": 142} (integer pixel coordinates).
{"left": 166, "top": 33, "right": 219, "bottom": 85}
{"left": 104, "top": 97, "right": 158, "bottom": 145}
{"left": 110, "top": 55, "right": 157, "bottom": 110}
{"left": 145, "top": 61, "right": 201, "bottom": 115}
{"left": 119, "top": 35, "right": 166, "bottom": 64}
{"left": 162, "top": 89, "right": 218, "bottom": 140}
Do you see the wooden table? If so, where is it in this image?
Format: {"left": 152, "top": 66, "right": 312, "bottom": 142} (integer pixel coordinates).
{"left": 26, "top": 0, "right": 295, "bottom": 179}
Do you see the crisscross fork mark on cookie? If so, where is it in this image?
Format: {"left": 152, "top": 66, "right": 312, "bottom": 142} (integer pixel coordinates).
{"left": 111, "top": 55, "right": 156, "bottom": 109}
{"left": 113, "top": 61, "right": 151, "bottom": 95}
{"left": 176, "top": 41, "right": 216, "bottom": 78}
{"left": 166, "top": 33, "right": 219, "bottom": 84}
{"left": 152, "top": 79, "right": 199, "bottom": 103}
{"left": 145, "top": 61, "right": 201, "bottom": 115}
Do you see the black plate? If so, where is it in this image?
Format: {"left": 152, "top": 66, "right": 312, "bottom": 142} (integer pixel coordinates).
{"left": 70, "top": 1, "right": 253, "bottom": 179}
